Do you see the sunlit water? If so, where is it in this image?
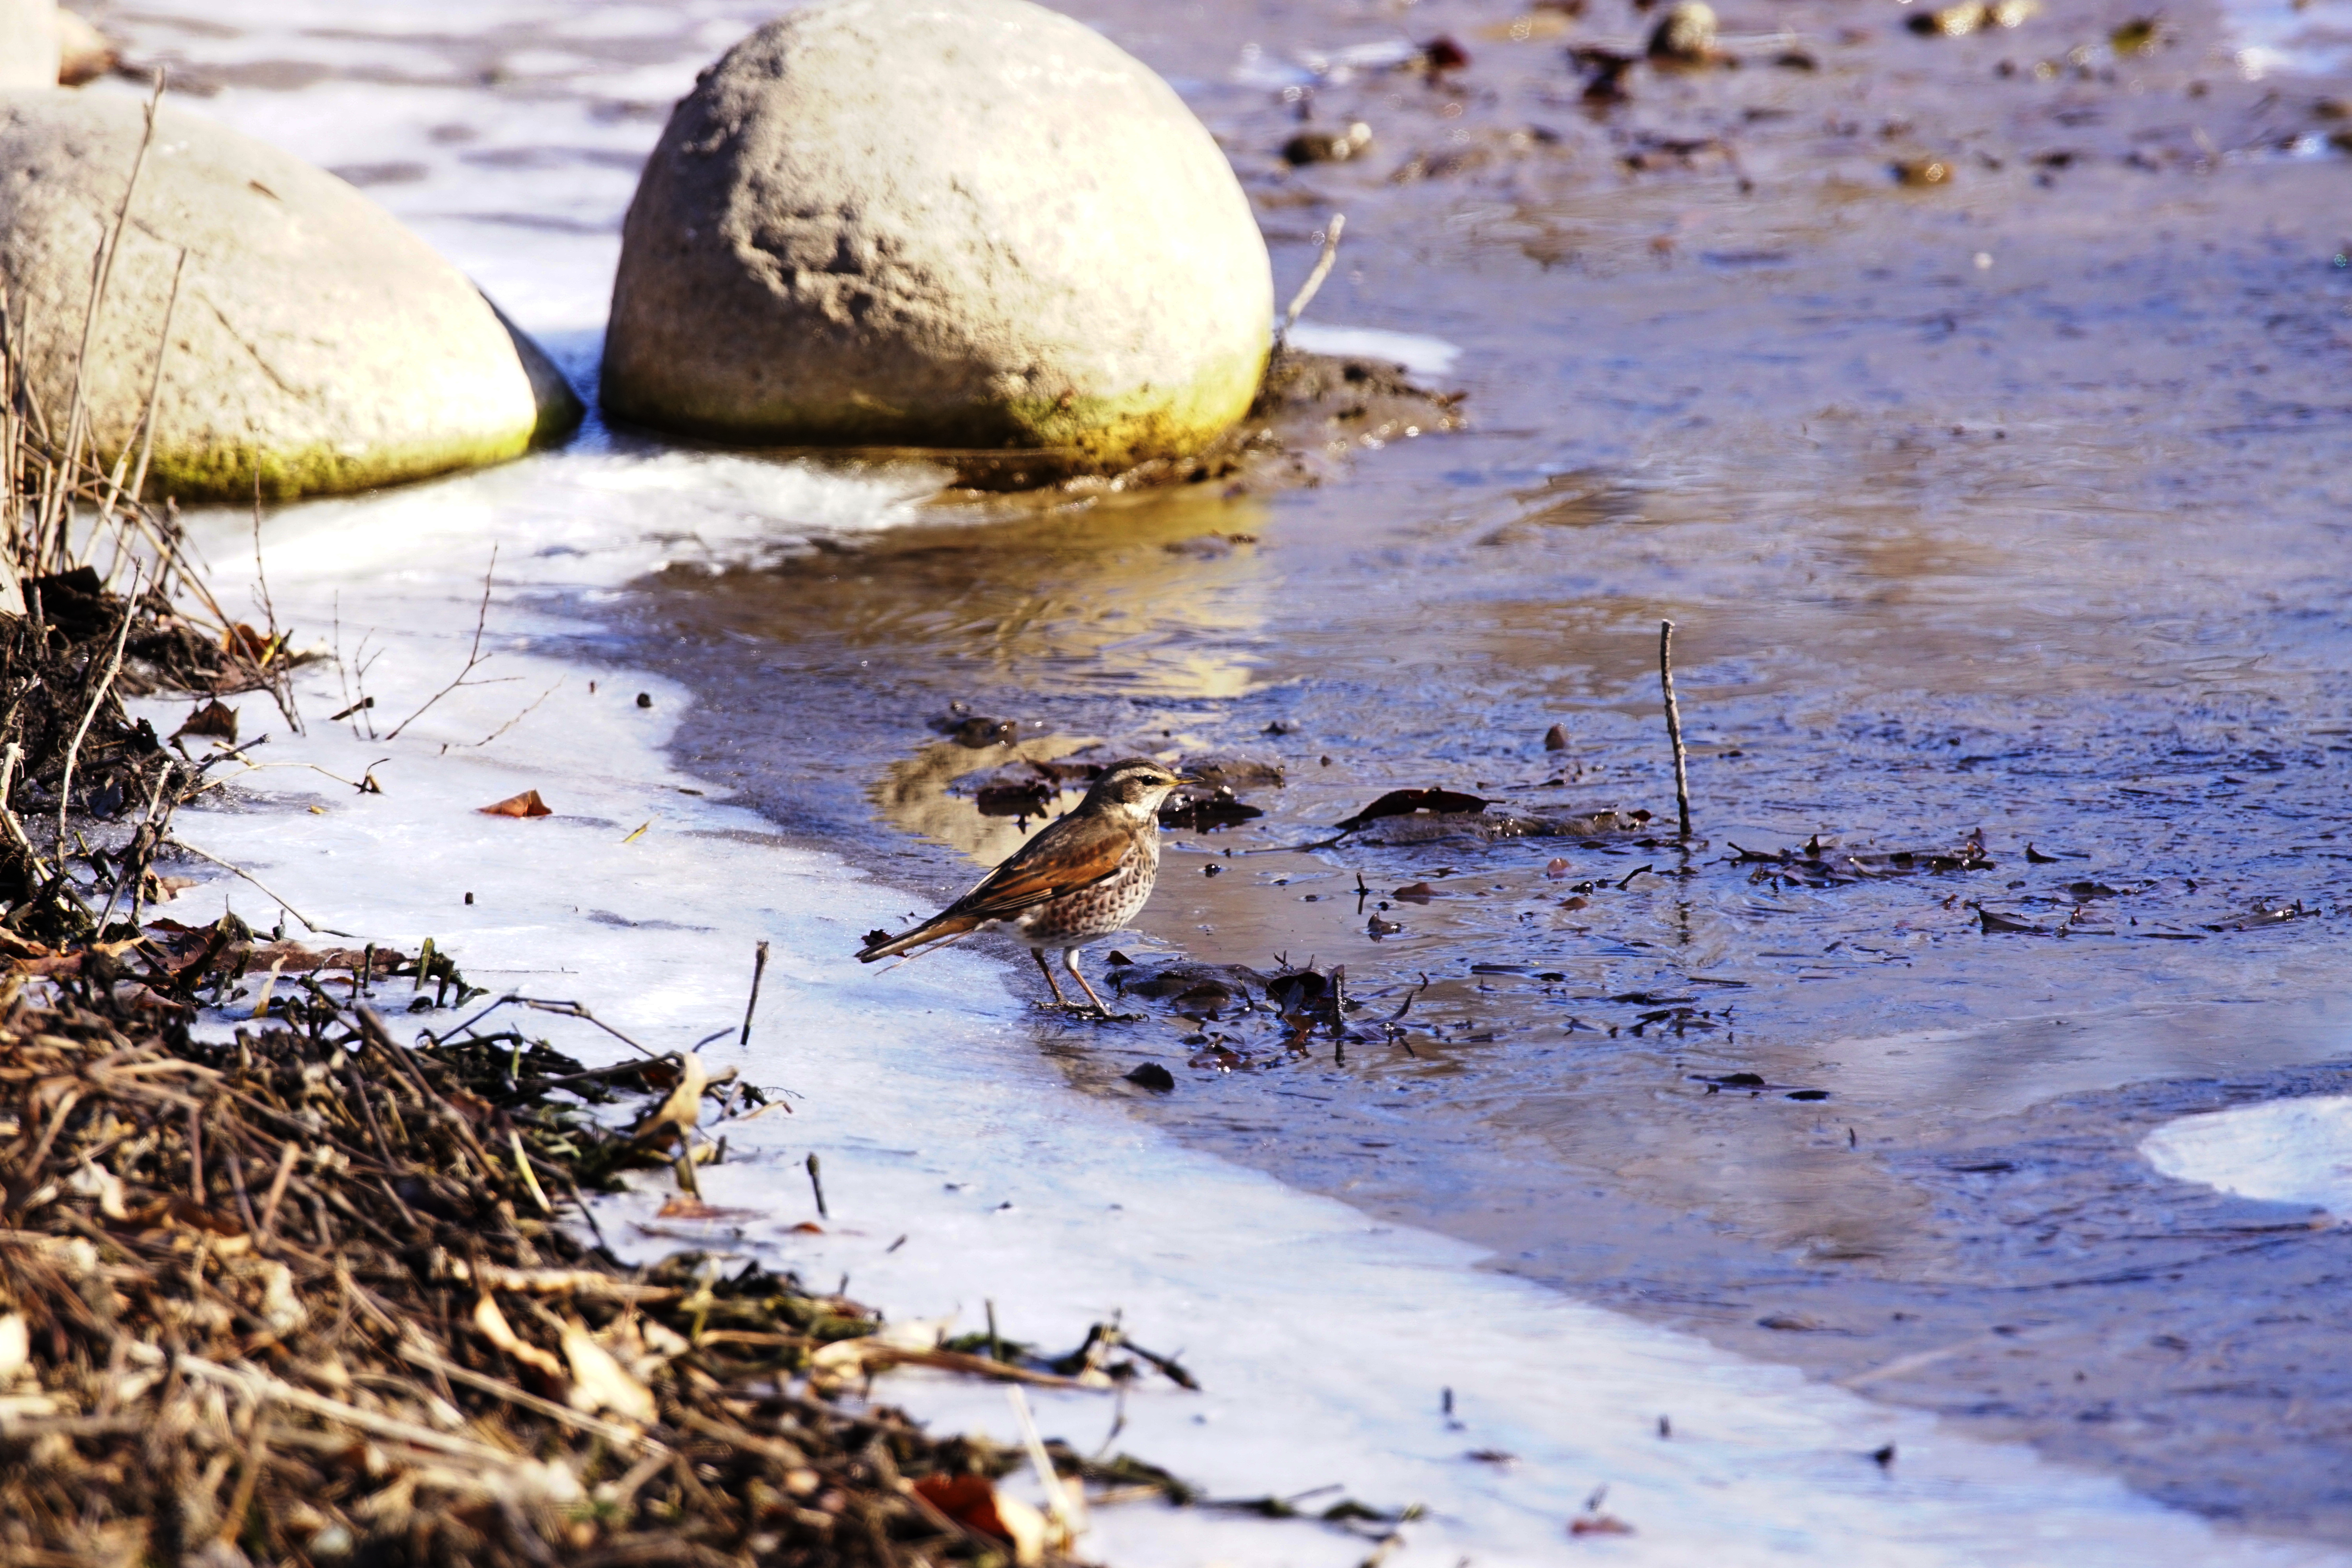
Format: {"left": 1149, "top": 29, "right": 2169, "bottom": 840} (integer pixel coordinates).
{"left": 81, "top": 0, "right": 2352, "bottom": 1546}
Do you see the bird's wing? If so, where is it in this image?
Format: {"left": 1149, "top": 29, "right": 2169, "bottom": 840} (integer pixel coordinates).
{"left": 942, "top": 819, "right": 1133, "bottom": 924}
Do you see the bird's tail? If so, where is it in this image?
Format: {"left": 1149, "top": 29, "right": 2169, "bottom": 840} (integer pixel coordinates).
{"left": 857, "top": 911, "right": 980, "bottom": 964}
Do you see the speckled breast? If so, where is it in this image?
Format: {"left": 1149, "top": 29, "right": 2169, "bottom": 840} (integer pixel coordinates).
{"left": 1015, "top": 834, "right": 1160, "bottom": 946}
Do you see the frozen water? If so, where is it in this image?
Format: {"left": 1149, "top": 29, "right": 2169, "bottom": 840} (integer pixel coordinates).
{"left": 1286, "top": 323, "right": 1462, "bottom": 376}
{"left": 2144, "top": 1099, "right": 2352, "bottom": 1217}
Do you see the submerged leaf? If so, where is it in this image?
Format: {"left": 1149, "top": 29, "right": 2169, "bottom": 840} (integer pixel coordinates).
{"left": 1336, "top": 788, "right": 1491, "bottom": 831}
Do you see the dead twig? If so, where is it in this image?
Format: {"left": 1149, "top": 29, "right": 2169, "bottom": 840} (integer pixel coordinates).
{"left": 1659, "top": 618, "right": 1693, "bottom": 839}
{"left": 385, "top": 548, "right": 501, "bottom": 741}
{"left": 44, "top": 73, "right": 164, "bottom": 572}
{"left": 161, "top": 837, "right": 323, "bottom": 934}
{"left": 740, "top": 940, "right": 769, "bottom": 1046}
{"left": 1278, "top": 212, "right": 1347, "bottom": 344}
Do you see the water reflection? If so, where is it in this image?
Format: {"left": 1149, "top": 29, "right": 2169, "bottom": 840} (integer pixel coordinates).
{"left": 669, "top": 489, "right": 1279, "bottom": 702}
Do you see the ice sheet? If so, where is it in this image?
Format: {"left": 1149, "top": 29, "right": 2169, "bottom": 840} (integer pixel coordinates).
{"left": 1285, "top": 323, "right": 1462, "bottom": 377}
{"left": 123, "top": 467, "right": 2348, "bottom": 1566}
{"left": 2143, "top": 1098, "right": 2352, "bottom": 1216}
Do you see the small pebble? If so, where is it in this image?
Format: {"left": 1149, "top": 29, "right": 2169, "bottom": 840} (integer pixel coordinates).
{"left": 1283, "top": 122, "right": 1373, "bottom": 165}
{"left": 1648, "top": 1, "right": 1717, "bottom": 62}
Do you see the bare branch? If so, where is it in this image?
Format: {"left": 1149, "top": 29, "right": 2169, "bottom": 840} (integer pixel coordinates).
{"left": 385, "top": 548, "right": 500, "bottom": 741}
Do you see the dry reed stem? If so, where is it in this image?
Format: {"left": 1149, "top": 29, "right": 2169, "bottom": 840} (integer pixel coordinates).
{"left": 1659, "top": 618, "right": 1693, "bottom": 839}
{"left": 1279, "top": 212, "right": 1348, "bottom": 342}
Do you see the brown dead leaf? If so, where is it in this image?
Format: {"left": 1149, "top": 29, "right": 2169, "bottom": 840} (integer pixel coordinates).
{"left": 220, "top": 623, "right": 282, "bottom": 664}
{"left": 914, "top": 1474, "right": 1049, "bottom": 1564}
{"left": 173, "top": 700, "right": 239, "bottom": 744}
{"left": 631, "top": 1051, "right": 706, "bottom": 1142}
{"left": 478, "top": 789, "right": 552, "bottom": 818}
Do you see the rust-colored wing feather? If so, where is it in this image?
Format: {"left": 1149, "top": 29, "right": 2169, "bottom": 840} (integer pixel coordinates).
{"left": 857, "top": 813, "right": 1132, "bottom": 962}
{"left": 942, "top": 815, "right": 1132, "bottom": 921}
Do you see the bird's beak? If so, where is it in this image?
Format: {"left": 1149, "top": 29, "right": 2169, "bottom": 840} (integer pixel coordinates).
{"left": 1171, "top": 770, "right": 1203, "bottom": 786}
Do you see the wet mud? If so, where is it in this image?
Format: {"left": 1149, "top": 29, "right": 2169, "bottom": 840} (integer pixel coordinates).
{"left": 589, "top": 0, "right": 2352, "bottom": 1543}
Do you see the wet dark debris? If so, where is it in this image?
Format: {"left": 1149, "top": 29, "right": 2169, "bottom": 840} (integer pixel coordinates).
{"left": 929, "top": 702, "right": 1020, "bottom": 748}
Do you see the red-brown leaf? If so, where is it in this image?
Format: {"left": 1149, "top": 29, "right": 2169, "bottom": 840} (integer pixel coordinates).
{"left": 479, "top": 790, "right": 552, "bottom": 818}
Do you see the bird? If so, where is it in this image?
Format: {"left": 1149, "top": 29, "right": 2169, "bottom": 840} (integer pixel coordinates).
{"left": 857, "top": 757, "right": 1196, "bottom": 1014}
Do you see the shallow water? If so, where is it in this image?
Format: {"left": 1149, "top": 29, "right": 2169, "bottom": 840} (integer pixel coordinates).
{"left": 83, "top": 0, "right": 2352, "bottom": 1547}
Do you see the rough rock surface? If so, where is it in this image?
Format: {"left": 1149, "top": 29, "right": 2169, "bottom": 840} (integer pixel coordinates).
{"left": 602, "top": 0, "right": 1271, "bottom": 472}
{"left": 0, "top": 0, "right": 60, "bottom": 90}
{"left": 0, "top": 93, "right": 579, "bottom": 499}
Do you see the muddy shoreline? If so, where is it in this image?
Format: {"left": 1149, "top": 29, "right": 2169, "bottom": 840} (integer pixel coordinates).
{"left": 574, "top": 0, "right": 2352, "bottom": 1544}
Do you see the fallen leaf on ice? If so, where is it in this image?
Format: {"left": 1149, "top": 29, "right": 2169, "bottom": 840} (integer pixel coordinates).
{"left": 172, "top": 699, "right": 239, "bottom": 744}
{"left": 913, "top": 1474, "right": 1049, "bottom": 1565}
{"left": 479, "top": 789, "right": 553, "bottom": 818}
{"left": 631, "top": 1051, "right": 707, "bottom": 1142}
{"left": 1571, "top": 1512, "right": 1636, "bottom": 1536}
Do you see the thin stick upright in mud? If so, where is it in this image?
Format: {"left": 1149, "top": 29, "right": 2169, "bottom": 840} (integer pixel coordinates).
{"left": 1279, "top": 212, "right": 1347, "bottom": 343}
{"left": 1659, "top": 618, "right": 1693, "bottom": 839}
{"left": 740, "top": 938, "right": 769, "bottom": 1045}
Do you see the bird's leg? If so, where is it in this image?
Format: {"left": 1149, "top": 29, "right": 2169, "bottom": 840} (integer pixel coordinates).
{"left": 1031, "top": 947, "right": 1072, "bottom": 1008}
{"left": 1063, "top": 947, "right": 1112, "bottom": 1017}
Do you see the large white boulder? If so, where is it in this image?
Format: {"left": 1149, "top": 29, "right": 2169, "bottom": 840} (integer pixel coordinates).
{"left": 56, "top": 10, "right": 116, "bottom": 86}
{"left": 602, "top": 0, "right": 1272, "bottom": 472}
{"left": 0, "top": 0, "right": 60, "bottom": 90}
{"left": 0, "top": 92, "right": 579, "bottom": 500}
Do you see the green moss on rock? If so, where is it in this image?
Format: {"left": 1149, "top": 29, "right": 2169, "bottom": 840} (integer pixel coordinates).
{"left": 137, "top": 419, "right": 539, "bottom": 503}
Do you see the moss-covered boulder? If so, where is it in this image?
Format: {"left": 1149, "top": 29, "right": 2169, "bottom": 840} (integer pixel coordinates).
{"left": 0, "top": 93, "right": 579, "bottom": 501}
{"left": 601, "top": 0, "right": 1272, "bottom": 473}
